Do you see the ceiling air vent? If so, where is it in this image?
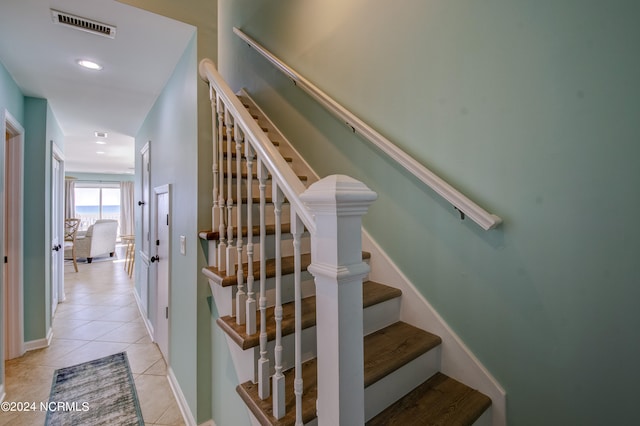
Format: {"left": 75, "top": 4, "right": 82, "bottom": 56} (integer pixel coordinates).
{"left": 51, "top": 9, "right": 117, "bottom": 39}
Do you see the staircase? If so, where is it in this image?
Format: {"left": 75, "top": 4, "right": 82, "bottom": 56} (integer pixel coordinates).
{"left": 199, "top": 59, "right": 499, "bottom": 426}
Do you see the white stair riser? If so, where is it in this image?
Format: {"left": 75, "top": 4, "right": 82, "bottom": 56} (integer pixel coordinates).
{"left": 473, "top": 407, "right": 492, "bottom": 426}
{"left": 220, "top": 157, "right": 294, "bottom": 175}
{"left": 220, "top": 203, "right": 292, "bottom": 228}
{"left": 220, "top": 326, "right": 317, "bottom": 385}
{"left": 364, "top": 347, "right": 442, "bottom": 421}
{"left": 363, "top": 297, "right": 401, "bottom": 336}
{"left": 209, "top": 281, "right": 235, "bottom": 318}
{"left": 219, "top": 177, "right": 279, "bottom": 198}
{"left": 207, "top": 274, "right": 316, "bottom": 320}
{"left": 207, "top": 233, "right": 311, "bottom": 267}
{"left": 205, "top": 239, "right": 217, "bottom": 267}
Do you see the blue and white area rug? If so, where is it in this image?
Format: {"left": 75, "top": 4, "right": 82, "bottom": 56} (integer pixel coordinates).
{"left": 45, "top": 352, "right": 144, "bottom": 425}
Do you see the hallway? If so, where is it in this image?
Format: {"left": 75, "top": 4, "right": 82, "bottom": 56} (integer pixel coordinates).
{"left": 1, "top": 248, "right": 185, "bottom": 425}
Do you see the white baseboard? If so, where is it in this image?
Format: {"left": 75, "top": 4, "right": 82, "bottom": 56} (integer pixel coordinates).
{"left": 24, "top": 327, "right": 53, "bottom": 352}
{"left": 0, "top": 384, "right": 5, "bottom": 403}
{"left": 167, "top": 366, "right": 197, "bottom": 426}
{"left": 133, "top": 288, "right": 154, "bottom": 339}
{"left": 362, "top": 229, "right": 506, "bottom": 426}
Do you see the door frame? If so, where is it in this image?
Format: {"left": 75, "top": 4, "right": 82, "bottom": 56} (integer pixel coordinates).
{"left": 1, "top": 108, "right": 25, "bottom": 366}
{"left": 51, "top": 144, "right": 65, "bottom": 311}
{"left": 152, "top": 184, "right": 170, "bottom": 362}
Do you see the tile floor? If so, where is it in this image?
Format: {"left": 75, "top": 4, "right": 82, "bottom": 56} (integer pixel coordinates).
{"left": 1, "top": 247, "right": 185, "bottom": 426}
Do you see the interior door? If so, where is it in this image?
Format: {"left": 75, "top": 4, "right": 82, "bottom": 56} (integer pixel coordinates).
{"left": 153, "top": 185, "right": 170, "bottom": 361}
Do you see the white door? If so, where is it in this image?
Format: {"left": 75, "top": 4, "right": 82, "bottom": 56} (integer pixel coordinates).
{"left": 153, "top": 185, "right": 170, "bottom": 361}
{"left": 51, "top": 153, "right": 62, "bottom": 313}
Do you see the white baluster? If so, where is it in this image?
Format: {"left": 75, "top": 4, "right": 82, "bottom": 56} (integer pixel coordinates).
{"left": 217, "top": 105, "right": 228, "bottom": 272}
{"left": 245, "top": 143, "right": 256, "bottom": 335}
{"left": 272, "top": 185, "right": 285, "bottom": 420}
{"left": 235, "top": 127, "right": 246, "bottom": 325}
{"left": 209, "top": 86, "right": 219, "bottom": 236}
{"left": 291, "top": 210, "right": 304, "bottom": 426}
{"left": 225, "top": 114, "right": 236, "bottom": 275}
{"left": 257, "top": 159, "right": 270, "bottom": 400}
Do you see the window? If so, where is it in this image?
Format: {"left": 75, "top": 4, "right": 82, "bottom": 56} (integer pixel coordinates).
{"left": 74, "top": 183, "right": 121, "bottom": 232}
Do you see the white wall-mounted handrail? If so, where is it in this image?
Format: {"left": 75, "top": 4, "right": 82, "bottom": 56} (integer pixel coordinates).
{"left": 233, "top": 27, "right": 502, "bottom": 231}
{"left": 199, "top": 58, "right": 316, "bottom": 234}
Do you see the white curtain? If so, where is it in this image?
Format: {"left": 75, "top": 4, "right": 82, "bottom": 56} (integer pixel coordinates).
{"left": 64, "top": 179, "right": 75, "bottom": 218}
{"left": 120, "top": 181, "right": 135, "bottom": 236}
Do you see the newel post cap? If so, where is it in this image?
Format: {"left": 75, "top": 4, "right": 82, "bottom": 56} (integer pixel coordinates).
{"left": 198, "top": 58, "right": 217, "bottom": 82}
{"left": 300, "top": 175, "right": 377, "bottom": 215}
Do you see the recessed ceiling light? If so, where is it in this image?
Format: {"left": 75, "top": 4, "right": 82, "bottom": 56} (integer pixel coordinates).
{"left": 96, "top": 141, "right": 106, "bottom": 145}
{"left": 95, "top": 131, "right": 108, "bottom": 138}
{"left": 96, "top": 151, "right": 105, "bottom": 155}
{"left": 77, "top": 59, "right": 103, "bottom": 70}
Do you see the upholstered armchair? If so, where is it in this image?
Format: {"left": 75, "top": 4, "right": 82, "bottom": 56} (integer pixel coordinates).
{"left": 71, "top": 219, "right": 118, "bottom": 263}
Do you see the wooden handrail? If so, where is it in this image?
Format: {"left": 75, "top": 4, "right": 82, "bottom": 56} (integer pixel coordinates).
{"left": 233, "top": 27, "right": 502, "bottom": 231}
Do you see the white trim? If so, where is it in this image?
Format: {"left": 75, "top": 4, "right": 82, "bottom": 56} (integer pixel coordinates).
{"left": 24, "top": 327, "right": 54, "bottom": 352}
{"left": 51, "top": 144, "right": 65, "bottom": 308}
{"left": 133, "top": 286, "right": 154, "bottom": 338}
{"left": 152, "top": 184, "right": 171, "bottom": 363}
{"left": 167, "top": 366, "right": 197, "bottom": 426}
{"left": 0, "top": 384, "right": 5, "bottom": 403}
{"left": 1, "top": 108, "right": 25, "bottom": 367}
{"left": 232, "top": 28, "right": 502, "bottom": 231}
{"left": 362, "top": 229, "right": 506, "bottom": 426}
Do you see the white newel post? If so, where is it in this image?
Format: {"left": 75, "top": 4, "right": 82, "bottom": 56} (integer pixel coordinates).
{"left": 300, "top": 175, "right": 377, "bottom": 426}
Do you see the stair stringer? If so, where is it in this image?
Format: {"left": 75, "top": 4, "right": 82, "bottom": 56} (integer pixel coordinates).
{"left": 362, "top": 230, "right": 506, "bottom": 426}
{"left": 239, "top": 88, "right": 319, "bottom": 189}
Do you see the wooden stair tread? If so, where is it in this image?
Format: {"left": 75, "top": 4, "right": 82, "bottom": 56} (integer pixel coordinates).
{"left": 204, "top": 252, "right": 371, "bottom": 287}
{"left": 366, "top": 372, "right": 492, "bottom": 426}
{"left": 217, "top": 281, "right": 401, "bottom": 350}
{"left": 234, "top": 321, "right": 443, "bottom": 426}
{"left": 217, "top": 295, "right": 316, "bottom": 350}
{"left": 219, "top": 132, "right": 279, "bottom": 145}
{"left": 237, "top": 358, "right": 318, "bottom": 426}
{"left": 362, "top": 280, "right": 402, "bottom": 308}
{"left": 223, "top": 170, "right": 308, "bottom": 181}
{"left": 364, "top": 321, "right": 442, "bottom": 387}
{"left": 224, "top": 151, "right": 293, "bottom": 162}
{"left": 222, "top": 123, "right": 269, "bottom": 133}
{"left": 199, "top": 223, "right": 292, "bottom": 241}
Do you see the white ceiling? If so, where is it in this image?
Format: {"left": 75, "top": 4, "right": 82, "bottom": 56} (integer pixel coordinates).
{"left": 0, "top": 0, "right": 196, "bottom": 175}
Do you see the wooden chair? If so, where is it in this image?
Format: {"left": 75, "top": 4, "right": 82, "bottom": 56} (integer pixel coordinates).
{"left": 64, "top": 218, "right": 81, "bottom": 272}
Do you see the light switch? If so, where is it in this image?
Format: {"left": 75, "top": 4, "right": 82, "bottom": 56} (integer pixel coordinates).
{"left": 180, "top": 235, "right": 186, "bottom": 255}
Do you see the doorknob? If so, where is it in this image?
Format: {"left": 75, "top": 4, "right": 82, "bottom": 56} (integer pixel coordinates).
{"left": 52, "top": 245, "right": 60, "bottom": 251}
{"left": 150, "top": 255, "right": 159, "bottom": 263}
{"left": 138, "top": 201, "right": 146, "bottom": 206}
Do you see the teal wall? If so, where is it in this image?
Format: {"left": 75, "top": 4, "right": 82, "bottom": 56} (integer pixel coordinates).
{"left": 23, "top": 97, "right": 49, "bottom": 342}
{"left": 0, "top": 61, "right": 24, "bottom": 124}
{"left": 22, "top": 97, "right": 64, "bottom": 342}
{"left": 218, "top": 1, "right": 640, "bottom": 425}
{"left": 134, "top": 34, "right": 208, "bottom": 419}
